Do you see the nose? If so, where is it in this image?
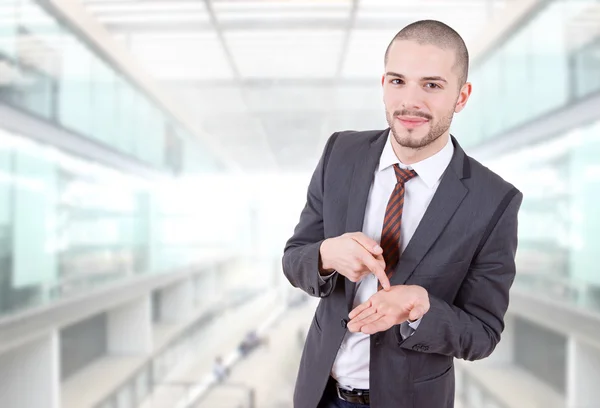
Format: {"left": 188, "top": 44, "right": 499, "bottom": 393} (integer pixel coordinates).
{"left": 400, "top": 83, "right": 425, "bottom": 111}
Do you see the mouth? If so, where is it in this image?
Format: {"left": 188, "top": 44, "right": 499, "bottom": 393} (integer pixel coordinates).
{"left": 395, "top": 116, "right": 429, "bottom": 130}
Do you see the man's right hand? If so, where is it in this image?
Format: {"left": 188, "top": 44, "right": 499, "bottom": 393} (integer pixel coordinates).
{"left": 319, "top": 232, "right": 390, "bottom": 291}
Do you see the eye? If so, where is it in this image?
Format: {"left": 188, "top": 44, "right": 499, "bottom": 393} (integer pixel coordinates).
{"left": 390, "top": 78, "right": 404, "bottom": 85}
{"left": 425, "top": 82, "right": 441, "bottom": 89}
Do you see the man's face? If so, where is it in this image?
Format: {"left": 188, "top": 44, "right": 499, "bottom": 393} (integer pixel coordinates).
{"left": 382, "top": 40, "right": 468, "bottom": 150}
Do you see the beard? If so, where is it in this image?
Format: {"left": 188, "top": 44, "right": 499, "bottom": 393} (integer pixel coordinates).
{"left": 386, "top": 108, "right": 454, "bottom": 149}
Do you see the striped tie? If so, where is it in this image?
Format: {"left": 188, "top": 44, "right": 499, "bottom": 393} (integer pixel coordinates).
{"left": 378, "top": 164, "right": 418, "bottom": 290}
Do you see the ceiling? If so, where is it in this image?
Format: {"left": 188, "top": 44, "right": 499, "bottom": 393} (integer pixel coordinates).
{"left": 80, "top": 0, "right": 511, "bottom": 172}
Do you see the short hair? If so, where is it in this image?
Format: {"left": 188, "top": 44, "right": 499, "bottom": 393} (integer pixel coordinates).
{"left": 384, "top": 20, "right": 469, "bottom": 86}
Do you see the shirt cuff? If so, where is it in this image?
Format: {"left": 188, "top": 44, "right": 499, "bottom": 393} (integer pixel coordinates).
{"left": 318, "top": 271, "right": 336, "bottom": 284}
{"left": 408, "top": 317, "right": 422, "bottom": 331}
{"left": 399, "top": 317, "right": 422, "bottom": 339}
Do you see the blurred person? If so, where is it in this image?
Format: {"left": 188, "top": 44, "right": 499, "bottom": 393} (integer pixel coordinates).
{"left": 282, "top": 20, "right": 522, "bottom": 408}
{"left": 213, "top": 355, "right": 228, "bottom": 382}
{"left": 238, "top": 330, "right": 262, "bottom": 356}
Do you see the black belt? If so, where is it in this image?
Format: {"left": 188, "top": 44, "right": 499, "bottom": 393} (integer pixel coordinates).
{"left": 335, "top": 383, "right": 370, "bottom": 405}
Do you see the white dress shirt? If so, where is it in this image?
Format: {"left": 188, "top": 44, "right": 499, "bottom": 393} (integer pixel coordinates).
{"left": 330, "top": 131, "right": 454, "bottom": 390}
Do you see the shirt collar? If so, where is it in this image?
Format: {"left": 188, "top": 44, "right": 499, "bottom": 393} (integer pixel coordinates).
{"left": 377, "top": 130, "right": 454, "bottom": 189}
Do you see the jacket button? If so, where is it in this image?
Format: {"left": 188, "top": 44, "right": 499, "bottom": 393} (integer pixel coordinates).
{"left": 341, "top": 319, "right": 348, "bottom": 329}
{"left": 309, "top": 286, "right": 315, "bottom": 295}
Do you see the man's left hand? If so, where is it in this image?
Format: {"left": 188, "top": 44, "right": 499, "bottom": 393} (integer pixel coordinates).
{"left": 347, "top": 285, "right": 430, "bottom": 335}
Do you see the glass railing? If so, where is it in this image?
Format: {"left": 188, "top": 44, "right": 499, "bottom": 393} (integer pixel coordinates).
{"left": 0, "top": 0, "right": 220, "bottom": 173}
{"left": 513, "top": 268, "right": 600, "bottom": 314}
{"left": 484, "top": 118, "right": 600, "bottom": 317}
{"left": 0, "top": 127, "right": 228, "bottom": 318}
{"left": 451, "top": 0, "right": 600, "bottom": 148}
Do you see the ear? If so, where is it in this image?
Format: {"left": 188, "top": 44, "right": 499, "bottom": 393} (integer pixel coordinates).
{"left": 455, "top": 82, "right": 472, "bottom": 113}
{"left": 381, "top": 74, "right": 385, "bottom": 86}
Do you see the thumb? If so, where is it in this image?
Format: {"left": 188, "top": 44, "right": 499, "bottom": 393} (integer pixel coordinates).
{"left": 409, "top": 306, "right": 424, "bottom": 322}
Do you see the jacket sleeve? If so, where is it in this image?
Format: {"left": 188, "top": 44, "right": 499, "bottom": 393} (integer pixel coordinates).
{"left": 398, "top": 190, "right": 523, "bottom": 360}
{"left": 282, "top": 133, "right": 340, "bottom": 298}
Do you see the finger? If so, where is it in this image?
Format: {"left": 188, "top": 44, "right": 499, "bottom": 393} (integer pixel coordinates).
{"left": 374, "top": 253, "right": 386, "bottom": 270}
{"left": 349, "top": 300, "right": 371, "bottom": 320}
{"left": 374, "top": 268, "right": 391, "bottom": 291}
{"left": 350, "top": 305, "right": 377, "bottom": 323}
{"left": 361, "top": 254, "right": 390, "bottom": 291}
{"left": 347, "top": 319, "right": 363, "bottom": 333}
{"left": 351, "top": 233, "right": 383, "bottom": 256}
{"left": 348, "top": 311, "right": 381, "bottom": 333}
{"left": 352, "top": 311, "right": 381, "bottom": 328}
{"left": 362, "top": 254, "right": 385, "bottom": 277}
{"left": 361, "top": 317, "right": 392, "bottom": 335}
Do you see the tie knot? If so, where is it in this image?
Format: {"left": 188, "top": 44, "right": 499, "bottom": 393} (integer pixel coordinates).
{"left": 393, "top": 164, "right": 418, "bottom": 184}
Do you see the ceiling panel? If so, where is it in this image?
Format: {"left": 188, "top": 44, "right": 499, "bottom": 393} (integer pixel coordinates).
{"left": 78, "top": 0, "right": 512, "bottom": 172}
{"left": 165, "top": 83, "right": 249, "bottom": 114}
{"left": 225, "top": 29, "right": 345, "bottom": 79}
{"left": 95, "top": 12, "right": 210, "bottom": 24}
{"left": 356, "top": 0, "right": 500, "bottom": 45}
{"left": 216, "top": 10, "right": 350, "bottom": 22}
{"left": 341, "top": 29, "right": 398, "bottom": 78}
{"left": 85, "top": 1, "right": 207, "bottom": 13}
{"left": 212, "top": 0, "right": 352, "bottom": 12}
{"left": 129, "top": 32, "right": 234, "bottom": 80}
{"left": 242, "top": 85, "right": 334, "bottom": 113}
{"left": 213, "top": 0, "right": 352, "bottom": 32}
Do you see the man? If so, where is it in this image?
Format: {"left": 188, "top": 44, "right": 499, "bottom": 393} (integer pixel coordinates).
{"left": 282, "top": 20, "right": 522, "bottom": 408}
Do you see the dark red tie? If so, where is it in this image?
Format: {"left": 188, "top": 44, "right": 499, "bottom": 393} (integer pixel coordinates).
{"left": 378, "top": 164, "right": 418, "bottom": 290}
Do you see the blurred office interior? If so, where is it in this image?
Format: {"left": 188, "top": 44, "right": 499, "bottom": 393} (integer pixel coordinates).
{"left": 0, "top": 0, "right": 599, "bottom": 407}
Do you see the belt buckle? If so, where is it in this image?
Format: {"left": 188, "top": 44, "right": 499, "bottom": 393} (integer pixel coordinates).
{"left": 336, "top": 384, "right": 368, "bottom": 404}
{"left": 335, "top": 384, "right": 344, "bottom": 401}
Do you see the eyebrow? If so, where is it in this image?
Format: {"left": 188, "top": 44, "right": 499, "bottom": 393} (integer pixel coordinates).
{"left": 385, "top": 72, "right": 448, "bottom": 84}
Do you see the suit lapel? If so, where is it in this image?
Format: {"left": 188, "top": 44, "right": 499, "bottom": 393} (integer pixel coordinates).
{"left": 390, "top": 136, "right": 470, "bottom": 285}
{"left": 344, "top": 130, "right": 388, "bottom": 311}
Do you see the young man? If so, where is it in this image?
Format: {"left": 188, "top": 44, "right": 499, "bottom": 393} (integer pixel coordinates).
{"left": 282, "top": 20, "right": 522, "bottom": 408}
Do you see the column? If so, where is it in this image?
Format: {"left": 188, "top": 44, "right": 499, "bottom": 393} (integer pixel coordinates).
{"left": 0, "top": 332, "right": 60, "bottom": 408}
{"left": 159, "top": 278, "right": 193, "bottom": 322}
{"left": 567, "top": 337, "right": 600, "bottom": 408}
{"left": 107, "top": 295, "right": 152, "bottom": 355}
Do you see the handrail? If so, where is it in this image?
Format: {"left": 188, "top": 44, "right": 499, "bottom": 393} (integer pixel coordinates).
{"left": 92, "top": 289, "right": 267, "bottom": 408}
{"left": 0, "top": 255, "right": 229, "bottom": 355}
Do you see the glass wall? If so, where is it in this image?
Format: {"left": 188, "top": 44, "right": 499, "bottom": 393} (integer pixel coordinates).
{"left": 449, "top": 0, "right": 600, "bottom": 311}
{"left": 0, "top": 0, "right": 219, "bottom": 173}
{"left": 452, "top": 0, "right": 600, "bottom": 148}
{"left": 486, "top": 118, "right": 600, "bottom": 312}
{"left": 0, "top": 127, "right": 233, "bottom": 318}
{"left": 0, "top": 0, "right": 229, "bottom": 318}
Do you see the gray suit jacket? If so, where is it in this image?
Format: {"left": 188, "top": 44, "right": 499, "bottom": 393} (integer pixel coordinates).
{"left": 282, "top": 129, "right": 523, "bottom": 408}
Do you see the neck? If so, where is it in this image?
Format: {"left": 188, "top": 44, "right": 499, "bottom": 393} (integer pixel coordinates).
{"left": 391, "top": 132, "right": 450, "bottom": 165}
